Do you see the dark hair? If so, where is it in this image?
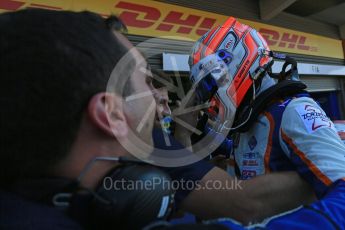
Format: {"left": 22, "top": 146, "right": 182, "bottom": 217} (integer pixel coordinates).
{"left": 105, "top": 15, "right": 128, "bottom": 33}
{"left": 0, "top": 9, "right": 130, "bottom": 187}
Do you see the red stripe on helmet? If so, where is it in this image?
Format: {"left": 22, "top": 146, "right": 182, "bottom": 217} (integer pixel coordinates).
{"left": 204, "top": 17, "right": 236, "bottom": 57}
{"left": 257, "top": 32, "right": 271, "bottom": 66}
{"left": 232, "top": 20, "right": 250, "bottom": 37}
{"left": 193, "top": 27, "right": 219, "bottom": 65}
{"left": 227, "top": 31, "right": 258, "bottom": 105}
{"left": 192, "top": 17, "right": 237, "bottom": 65}
{"left": 203, "top": 27, "right": 219, "bottom": 47}
{"left": 230, "top": 77, "right": 253, "bottom": 107}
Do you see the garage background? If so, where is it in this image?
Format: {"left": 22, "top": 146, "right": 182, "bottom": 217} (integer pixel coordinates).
{"left": 127, "top": 0, "right": 345, "bottom": 119}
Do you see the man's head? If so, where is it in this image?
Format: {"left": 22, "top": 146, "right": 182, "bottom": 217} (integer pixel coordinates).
{"left": 151, "top": 70, "right": 172, "bottom": 127}
{"left": 0, "top": 9, "right": 156, "bottom": 187}
{"left": 189, "top": 17, "right": 275, "bottom": 130}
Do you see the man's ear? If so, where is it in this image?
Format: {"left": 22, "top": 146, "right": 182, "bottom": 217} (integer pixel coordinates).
{"left": 88, "top": 92, "right": 128, "bottom": 139}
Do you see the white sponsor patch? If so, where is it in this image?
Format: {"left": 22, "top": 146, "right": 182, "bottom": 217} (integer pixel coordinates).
{"left": 295, "top": 104, "right": 335, "bottom": 133}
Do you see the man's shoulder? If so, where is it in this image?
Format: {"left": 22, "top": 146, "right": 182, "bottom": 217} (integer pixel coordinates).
{"left": 0, "top": 190, "right": 83, "bottom": 230}
{"left": 273, "top": 96, "right": 319, "bottom": 125}
{"left": 284, "top": 96, "right": 317, "bottom": 110}
{"left": 281, "top": 96, "right": 337, "bottom": 133}
{"left": 264, "top": 96, "right": 314, "bottom": 113}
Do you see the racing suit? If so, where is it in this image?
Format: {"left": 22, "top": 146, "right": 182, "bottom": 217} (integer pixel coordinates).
{"left": 233, "top": 93, "right": 345, "bottom": 197}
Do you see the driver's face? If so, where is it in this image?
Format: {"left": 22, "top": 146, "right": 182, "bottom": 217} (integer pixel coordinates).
{"left": 154, "top": 87, "right": 171, "bottom": 119}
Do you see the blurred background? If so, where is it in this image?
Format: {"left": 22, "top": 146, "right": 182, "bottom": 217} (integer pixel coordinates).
{"left": 1, "top": 0, "right": 345, "bottom": 120}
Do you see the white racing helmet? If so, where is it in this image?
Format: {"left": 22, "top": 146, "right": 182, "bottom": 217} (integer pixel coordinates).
{"left": 189, "top": 17, "right": 275, "bottom": 132}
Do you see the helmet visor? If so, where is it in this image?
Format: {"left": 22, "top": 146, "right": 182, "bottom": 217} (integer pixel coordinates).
{"left": 190, "top": 50, "right": 232, "bottom": 105}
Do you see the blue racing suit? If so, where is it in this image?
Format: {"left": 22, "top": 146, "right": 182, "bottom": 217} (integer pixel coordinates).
{"left": 233, "top": 93, "right": 345, "bottom": 198}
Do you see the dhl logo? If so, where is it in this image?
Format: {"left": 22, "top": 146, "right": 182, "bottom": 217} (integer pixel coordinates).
{"left": 0, "top": 0, "right": 324, "bottom": 52}
{"left": 0, "top": 0, "right": 216, "bottom": 36}
{"left": 0, "top": 0, "right": 62, "bottom": 11}
{"left": 259, "top": 28, "right": 318, "bottom": 52}
{"left": 0, "top": 0, "right": 25, "bottom": 11}
{"left": 1, "top": 0, "right": 342, "bottom": 58}
{"left": 115, "top": 1, "right": 216, "bottom": 36}
{"left": 115, "top": 1, "right": 317, "bottom": 52}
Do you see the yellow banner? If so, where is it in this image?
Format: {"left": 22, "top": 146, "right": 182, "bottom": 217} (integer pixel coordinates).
{"left": 0, "top": 0, "right": 343, "bottom": 59}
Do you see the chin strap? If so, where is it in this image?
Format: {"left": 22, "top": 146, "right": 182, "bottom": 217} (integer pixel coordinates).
{"left": 257, "top": 49, "right": 300, "bottom": 82}
{"left": 267, "top": 51, "right": 300, "bottom": 82}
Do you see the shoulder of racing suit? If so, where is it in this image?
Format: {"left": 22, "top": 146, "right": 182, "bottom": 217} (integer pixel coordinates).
{"left": 279, "top": 96, "right": 345, "bottom": 197}
{"left": 234, "top": 93, "right": 345, "bottom": 197}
